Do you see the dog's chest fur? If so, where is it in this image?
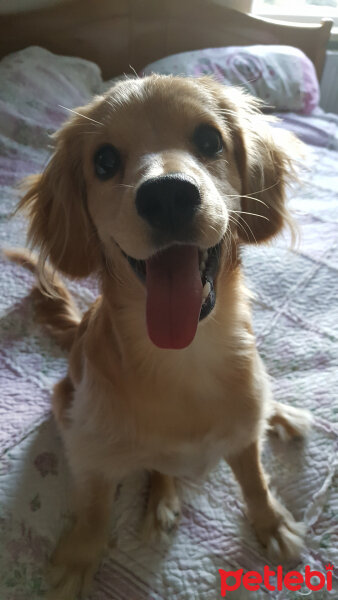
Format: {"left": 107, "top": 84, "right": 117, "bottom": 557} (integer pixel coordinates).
{"left": 67, "top": 317, "right": 268, "bottom": 480}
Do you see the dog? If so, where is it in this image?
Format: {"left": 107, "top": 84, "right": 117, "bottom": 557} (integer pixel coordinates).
{"left": 8, "top": 75, "right": 312, "bottom": 599}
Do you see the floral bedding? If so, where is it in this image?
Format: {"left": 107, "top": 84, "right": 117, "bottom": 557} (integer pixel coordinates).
{"left": 0, "top": 47, "right": 337, "bottom": 599}
{"left": 141, "top": 45, "right": 320, "bottom": 114}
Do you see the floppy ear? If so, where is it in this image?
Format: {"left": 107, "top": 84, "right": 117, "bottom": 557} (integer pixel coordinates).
{"left": 18, "top": 110, "right": 100, "bottom": 278}
{"left": 236, "top": 114, "right": 299, "bottom": 244}
{"left": 200, "top": 79, "right": 299, "bottom": 244}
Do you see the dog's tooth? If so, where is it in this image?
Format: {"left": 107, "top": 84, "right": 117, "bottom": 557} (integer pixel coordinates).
{"left": 202, "top": 281, "right": 211, "bottom": 299}
{"left": 200, "top": 261, "right": 206, "bottom": 273}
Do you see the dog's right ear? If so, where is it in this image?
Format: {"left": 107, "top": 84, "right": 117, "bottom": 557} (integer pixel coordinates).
{"left": 198, "top": 79, "right": 300, "bottom": 245}
{"left": 18, "top": 109, "right": 100, "bottom": 278}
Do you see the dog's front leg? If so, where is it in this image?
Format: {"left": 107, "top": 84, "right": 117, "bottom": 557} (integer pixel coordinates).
{"left": 227, "top": 441, "right": 305, "bottom": 561}
{"left": 48, "top": 473, "right": 116, "bottom": 600}
{"left": 143, "top": 471, "right": 181, "bottom": 540}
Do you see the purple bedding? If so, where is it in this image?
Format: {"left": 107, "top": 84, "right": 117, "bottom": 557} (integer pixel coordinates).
{"left": 0, "top": 47, "right": 337, "bottom": 599}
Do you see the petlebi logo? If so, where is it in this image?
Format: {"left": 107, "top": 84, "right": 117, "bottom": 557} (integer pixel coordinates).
{"left": 218, "top": 563, "right": 334, "bottom": 596}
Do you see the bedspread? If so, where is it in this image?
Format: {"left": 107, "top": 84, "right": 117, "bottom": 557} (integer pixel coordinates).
{"left": 0, "top": 48, "right": 337, "bottom": 599}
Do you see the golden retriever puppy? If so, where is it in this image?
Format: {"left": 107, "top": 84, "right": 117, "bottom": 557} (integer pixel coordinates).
{"left": 9, "top": 75, "right": 312, "bottom": 599}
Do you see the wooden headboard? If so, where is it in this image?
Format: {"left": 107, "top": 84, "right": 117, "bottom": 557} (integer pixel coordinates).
{"left": 0, "top": 0, "right": 333, "bottom": 80}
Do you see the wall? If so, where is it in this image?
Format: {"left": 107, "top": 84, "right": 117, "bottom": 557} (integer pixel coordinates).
{"left": 212, "top": 0, "right": 252, "bottom": 10}
{"left": 320, "top": 51, "right": 338, "bottom": 113}
{"left": 0, "top": 0, "right": 253, "bottom": 15}
{"left": 0, "top": 0, "right": 74, "bottom": 13}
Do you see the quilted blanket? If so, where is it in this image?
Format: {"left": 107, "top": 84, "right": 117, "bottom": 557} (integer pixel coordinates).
{"left": 0, "top": 47, "right": 337, "bottom": 599}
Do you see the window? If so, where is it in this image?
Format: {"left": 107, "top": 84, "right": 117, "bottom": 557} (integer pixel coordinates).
{"left": 254, "top": 0, "right": 337, "bottom": 11}
{"left": 253, "top": 0, "right": 338, "bottom": 28}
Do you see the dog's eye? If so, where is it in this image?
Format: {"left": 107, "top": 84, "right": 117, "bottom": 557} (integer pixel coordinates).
{"left": 94, "top": 144, "right": 120, "bottom": 180}
{"left": 193, "top": 125, "right": 223, "bottom": 157}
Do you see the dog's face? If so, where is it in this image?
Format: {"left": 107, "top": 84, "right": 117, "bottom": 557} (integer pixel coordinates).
{"left": 20, "top": 75, "right": 297, "bottom": 349}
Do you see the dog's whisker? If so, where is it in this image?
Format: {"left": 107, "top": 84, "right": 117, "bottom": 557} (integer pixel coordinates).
{"left": 227, "top": 180, "right": 279, "bottom": 201}
{"left": 228, "top": 214, "right": 258, "bottom": 246}
{"left": 251, "top": 180, "right": 280, "bottom": 196}
{"left": 128, "top": 65, "right": 140, "bottom": 78}
{"left": 228, "top": 214, "right": 251, "bottom": 242}
{"left": 110, "top": 183, "right": 136, "bottom": 190}
{"left": 226, "top": 194, "right": 269, "bottom": 209}
{"left": 235, "top": 214, "right": 259, "bottom": 245}
{"left": 229, "top": 210, "right": 270, "bottom": 222}
{"left": 58, "top": 105, "right": 104, "bottom": 126}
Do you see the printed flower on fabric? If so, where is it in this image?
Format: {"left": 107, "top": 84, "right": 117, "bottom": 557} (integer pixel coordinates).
{"left": 30, "top": 494, "right": 41, "bottom": 512}
{"left": 34, "top": 452, "right": 58, "bottom": 477}
{"left": 225, "top": 52, "right": 264, "bottom": 84}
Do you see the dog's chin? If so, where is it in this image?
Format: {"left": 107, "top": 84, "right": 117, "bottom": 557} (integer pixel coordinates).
{"left": 118, "top": 241, "right": 222, "bottom": 350}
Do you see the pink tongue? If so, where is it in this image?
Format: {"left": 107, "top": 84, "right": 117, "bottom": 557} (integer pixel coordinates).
{"left": 146, "top": 245, "right": 203, "bottom": 349}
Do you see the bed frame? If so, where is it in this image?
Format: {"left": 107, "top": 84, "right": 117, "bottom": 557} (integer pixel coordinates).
{"left": 0, "top": 0, "right": 333, "bottom": 80}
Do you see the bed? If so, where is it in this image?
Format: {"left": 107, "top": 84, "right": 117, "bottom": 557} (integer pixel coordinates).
{"left": 0, "top": 2, "right": 337, "bottom": 599}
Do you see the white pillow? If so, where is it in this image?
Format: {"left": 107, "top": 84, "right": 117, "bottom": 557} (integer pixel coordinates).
{"left": 141, "top": 45, "right": 320, "bottom": 114}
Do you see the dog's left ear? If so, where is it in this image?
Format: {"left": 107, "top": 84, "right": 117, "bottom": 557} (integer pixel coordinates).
{"left": 233, "top": 106, "right": 299, "bottom": 244}
{"left": 18, "top": 105, "right": 101, "bottom": 278}
{"left": 200, "top": 79, "right": 300, "bottom": 243}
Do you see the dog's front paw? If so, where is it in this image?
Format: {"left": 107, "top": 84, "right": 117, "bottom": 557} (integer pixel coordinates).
{"left": 266, "top": 518, "right": 306, "bottom": 562}
{"left": 143, "top": 493, "right": 181, "bottom": 541}
{"left": 252, "top": 497, "right": 305, "bottom": 562}
{"left": 48, "top": 562, "right": 95, "bottom": 600}
{"left": 47, "top": 530, "right": 100, "bottom": 600}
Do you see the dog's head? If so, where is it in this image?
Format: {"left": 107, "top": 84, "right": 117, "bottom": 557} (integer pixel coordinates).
{"left": 20, "top": 75, "right": 298, "bottom": 349}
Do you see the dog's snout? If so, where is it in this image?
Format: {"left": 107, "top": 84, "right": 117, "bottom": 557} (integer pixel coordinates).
{"left": 135, "top": 174, "right": 200, "bottom": 235}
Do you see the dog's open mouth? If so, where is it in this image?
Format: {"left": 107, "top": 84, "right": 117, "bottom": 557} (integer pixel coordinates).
{"left": 125, "top": 243, "right": 221, "bottom": 350}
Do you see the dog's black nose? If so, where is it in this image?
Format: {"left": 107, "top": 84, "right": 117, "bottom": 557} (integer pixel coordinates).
{"left": 136, "top": 174, "right": 201, "bottom": 236}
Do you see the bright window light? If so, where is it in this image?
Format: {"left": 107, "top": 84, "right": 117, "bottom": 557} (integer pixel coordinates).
{"left": 252, "top": 0, "right": 338, "bottom": 29}
{"left": 253, "top": 0, "right": 338, "bottom": 14}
